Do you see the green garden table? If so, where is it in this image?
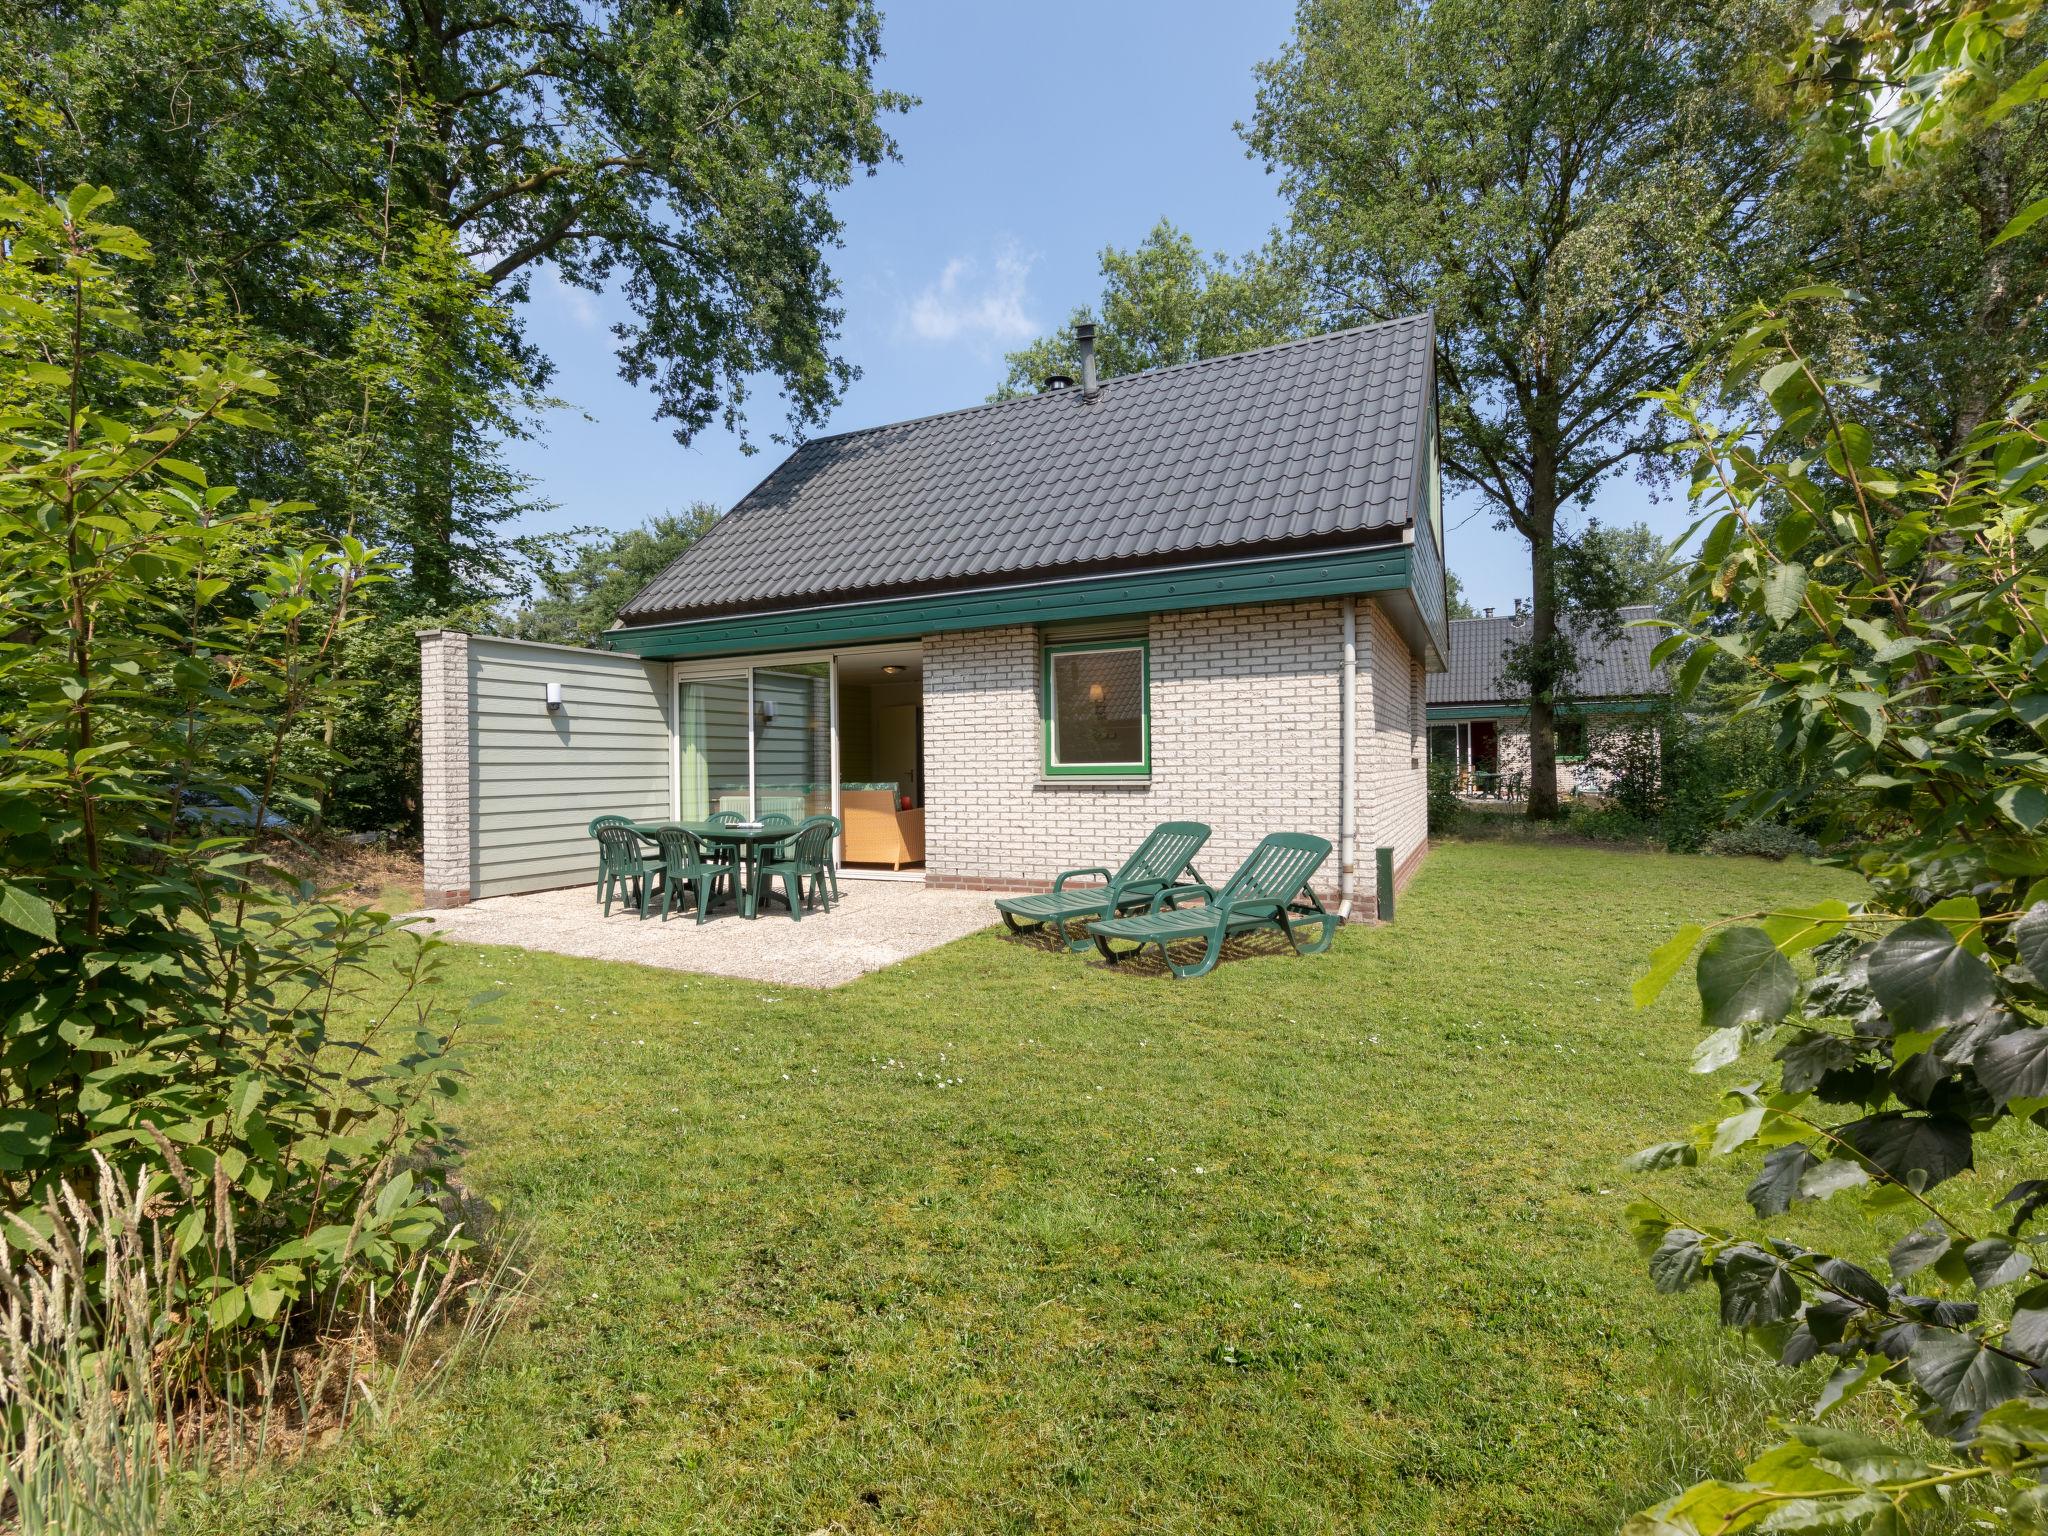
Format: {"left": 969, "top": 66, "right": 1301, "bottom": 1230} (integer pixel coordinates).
{"left": 631, "top": 820, "right": 796, "bottom": 919}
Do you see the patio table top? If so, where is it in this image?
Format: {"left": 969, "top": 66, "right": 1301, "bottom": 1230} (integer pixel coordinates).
{"left": 630, "top": 818, "right": 802, "bottom": 845}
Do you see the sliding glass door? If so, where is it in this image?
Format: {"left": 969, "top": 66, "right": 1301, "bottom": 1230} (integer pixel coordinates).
{"left": 674, "top": 661, "right": 834, "bottom": 822}
{"left": 751, "top": 662, "right": 832, "bottom": 820}
{"left": 676, "top": 674, "right": 749, "bottom": 820}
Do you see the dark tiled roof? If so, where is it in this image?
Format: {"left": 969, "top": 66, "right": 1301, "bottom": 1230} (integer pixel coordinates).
{"left": 1427, "top": 605, "right": 1668, "bottom": 706}
{"left": 617, "top": 315, "right": 1434, "bottom": 624}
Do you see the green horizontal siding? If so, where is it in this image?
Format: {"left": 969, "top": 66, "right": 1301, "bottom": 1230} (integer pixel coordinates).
{"left": 601, "top": 546, "right": 1412, "bottom": 660}
{"left": 468, "top": 638, "right": 672, "bottom": 897}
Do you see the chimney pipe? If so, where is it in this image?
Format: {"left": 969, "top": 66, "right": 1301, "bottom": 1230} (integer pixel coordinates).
{"left": 1075, "top": 321, "right": 1099, "bottom": 399}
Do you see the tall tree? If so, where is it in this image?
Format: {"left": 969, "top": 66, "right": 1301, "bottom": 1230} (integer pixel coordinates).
{"left": 1245, "top": 0, "right": 1790, "bottom": 817}
{"left": 1443, "top": 568, "right": 1477, "bottom": 620}
{"left": 1559, "top": 519, "right": 1682, "bottom": 613}
{"left": 1787, "top": 65, "right": 2048, "bottom": 462}
{"left": 4, "top": 0, "right": 909, "bottom": 610}
{"left": 995, "top": 219, "right": 1306, "bottom": 399}
{"left": 511, "top": 506, "right": 718, "bottom": 647}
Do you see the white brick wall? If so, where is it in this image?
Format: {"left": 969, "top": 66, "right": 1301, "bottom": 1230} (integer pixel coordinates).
{"left": 1490, "top": 714, "right": 1659, "bottom": 796}
{"left": 924, "top": 597, "right": 1428, "bottom": 905}
{"left": 418, "top": 630, "right": 472, "bottom": 906}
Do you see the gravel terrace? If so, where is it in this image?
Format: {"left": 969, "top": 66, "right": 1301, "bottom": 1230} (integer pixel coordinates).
{"left": 406, "top": 877, "right": 999, "bottom": 987}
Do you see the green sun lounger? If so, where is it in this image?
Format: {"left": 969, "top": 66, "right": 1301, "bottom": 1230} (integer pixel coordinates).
{"left": 1087, "top": 832, "right": 1338, "bottom": 979}
{"left": 993, "top": 821, "right": 1211, "bottom": 952}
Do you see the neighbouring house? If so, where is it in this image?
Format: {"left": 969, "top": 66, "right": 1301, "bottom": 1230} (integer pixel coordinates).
{"left": 418, "top": 316, "right": 1449, "bottom": 909}
{"left": 1426, "top": 605, "right": 1668, "bottom": 797}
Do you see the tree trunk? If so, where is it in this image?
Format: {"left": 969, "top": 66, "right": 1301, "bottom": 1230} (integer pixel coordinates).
{"left": 1526, "top": 526, "right": 1562, "bottom": 820}
{"left": 399, "top": 8, "right": 463, "bottom": 611}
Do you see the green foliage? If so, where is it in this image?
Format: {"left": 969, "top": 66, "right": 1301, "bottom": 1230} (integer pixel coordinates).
{"left": 319, "top": 597, "right": 497, "bottom": 833}
{"left": 0, "top": 181, "right": 470, "bottom": 1383}
{"left": 1700, "top": 822, "right": 1821, "bottom": 862}
{"left": 995, "top": 220, "right": 1306, "bottom": 398}
{"left": 510, "top": 506, "right": 718, "bottom": 648}
{"left": 1246, "top": 0, "right": 1793, "bottom": 814}
{"left": 1444, "top": 568, "right": 1479, "bottom": 620}
{"left": 5, "top": 0, "right": 909, "bottom": 594}
{"left": 1427, "top": 757, "right": 1465, "bottom": 836}
{"left": 1625, "top": 1, "right": 2048, "bottom": 1523}
{"left": 5, "top": 0, "right": 913, "bottom": 838}
{"left": 1562, "top": 521, "right": 1686, "bottom": 616}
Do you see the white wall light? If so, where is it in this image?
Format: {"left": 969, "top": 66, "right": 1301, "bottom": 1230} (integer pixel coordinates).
{"left": 545, "top": 681, "right": 563, "bottom": 713}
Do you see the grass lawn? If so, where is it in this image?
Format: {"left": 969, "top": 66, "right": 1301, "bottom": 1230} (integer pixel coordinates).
{"left": 187, "top": 840, "right": 1868, "bottom": 1535}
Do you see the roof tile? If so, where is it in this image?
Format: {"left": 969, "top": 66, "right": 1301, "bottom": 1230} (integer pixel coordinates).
{"left": 1427, "top": 606, "right": 1669, "bottom": 706}
{"left": 617, "top": 314, "right": 1434, "bottom": 623}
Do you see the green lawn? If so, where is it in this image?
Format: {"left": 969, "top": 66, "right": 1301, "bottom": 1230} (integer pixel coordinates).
{"left": 189, "top": 841, "right": 1866, "bottom": 1535}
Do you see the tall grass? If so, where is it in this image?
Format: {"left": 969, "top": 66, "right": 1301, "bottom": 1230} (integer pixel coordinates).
{"left": 0, "top": 1156, "right": 525, "bottom": 1536}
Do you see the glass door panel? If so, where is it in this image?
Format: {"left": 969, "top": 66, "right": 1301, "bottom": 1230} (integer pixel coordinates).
{"left": 677, "top": 674, "right": 749, "bottom": 820}
{"left": 751, "top": 662, "right": 833, "bottom": 821}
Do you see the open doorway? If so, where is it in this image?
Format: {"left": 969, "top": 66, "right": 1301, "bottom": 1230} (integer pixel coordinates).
{"left": 835, "top": 647, "right": 924, "bottom": 875}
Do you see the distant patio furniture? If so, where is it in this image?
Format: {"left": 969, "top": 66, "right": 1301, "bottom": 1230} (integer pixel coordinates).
{"left": 595, "top": 823, "right": 662, "bottom": 919}
{"left": 755, "top": 816, "right": 841, "bottom": 921}
{"left": 841, "top": 788, "right": 923, "bottom": 869}
{"left": 631, "top": 819, "right": 814, "bottom": 919}
{"left": 587, "top": 814, "right": 639, "bottom": 900}
{"left": 1087, "top": 832, "right": 1337, "bottom": 980}
{"left": 993, "top": 821, "right": 1211, "bottom": 953}
{"left": 647, "top": 825, "right": 737, "bottom": 924}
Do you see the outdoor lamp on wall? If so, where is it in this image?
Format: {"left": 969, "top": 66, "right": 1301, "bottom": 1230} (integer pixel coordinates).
{"left": 756, "top": 698, "right": 777, "bottom": 726}
{"left": 544, "top": 681, "right": 563, "bottom": 714}
{"left": 1087, "top": 681, "right": 1105, "bottom": 703}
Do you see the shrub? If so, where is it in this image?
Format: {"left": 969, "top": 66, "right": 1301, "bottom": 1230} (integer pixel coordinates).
{"left": 1699, "top": 820, "right": 1819, "bottom": 861}
{"left": 1584, "top": 714, "right": 1668, "bottom": 826}
{"left": 0, "top": 181, "right": 480, "bottom": 1507}
{"left": 1566, "top": 801, "right": 1658, "bottom": 844}
{"left": 1427, "top": 757, "right": 1463, "bottom": 836}
{"left": 1622, "top": 3, "right": 2048, "bottom": 1515}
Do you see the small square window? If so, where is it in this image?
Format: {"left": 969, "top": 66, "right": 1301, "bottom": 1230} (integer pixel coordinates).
{"left": 1043, "top": 640, "right": 1149, "bottom": 777}
{"left": 1556, "top": 718, "right": 1587, "bottom": 761}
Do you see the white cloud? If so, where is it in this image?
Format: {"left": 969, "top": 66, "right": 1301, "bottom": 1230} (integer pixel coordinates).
{"left": 547, "top": 269, "right": 600, "bottom": 329}
{"left": 904, "top": 243, "right": 1038, "bottom": 347}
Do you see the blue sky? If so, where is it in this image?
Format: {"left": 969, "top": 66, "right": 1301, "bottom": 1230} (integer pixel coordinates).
{"left": 504, "top": 0, "right": 1665, "bottom": 616}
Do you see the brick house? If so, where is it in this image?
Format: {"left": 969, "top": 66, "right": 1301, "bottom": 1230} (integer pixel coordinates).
{"left": 1426, "top": 606, "right": 1670, "bottom": 798}
{"left": 418, "top": 316, "right": 1449, "bottom": 910}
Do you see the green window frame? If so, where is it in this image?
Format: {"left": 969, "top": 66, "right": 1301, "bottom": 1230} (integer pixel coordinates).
{"left": 1041, "top": 638, "right": 1151, "bottom": 778}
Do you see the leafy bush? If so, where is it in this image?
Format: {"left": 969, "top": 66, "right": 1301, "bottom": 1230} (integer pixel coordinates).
{"left": 1621, "top": 2, "right": 2048, "bottom": 1518}
{"left": 1567, "top": 801, "right": 1658, "bottom": 844}
{"left": 1427, "top": 757, "right": 1464, "bottom": 836}
{"left": 1583, "top": 714, "right": 1668, "bottom": 826}
{"left": 1700, "top": 821, "right": 1820, "bottom": 862}
{"left": 0, "top": 174, "right": 476, "bottom": 1471}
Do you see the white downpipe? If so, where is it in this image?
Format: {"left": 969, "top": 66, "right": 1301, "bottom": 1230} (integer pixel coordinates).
{"left": 1338, "top": 595, "right": 1357, "bottom": 919}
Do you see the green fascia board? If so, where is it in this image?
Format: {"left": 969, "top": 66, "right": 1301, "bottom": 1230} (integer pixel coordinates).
{"left": 601, "top": 546, "right": 1412, "bottom": 660}
{"left": 1426, "top": 696, "right": 1667, "bottom": 723}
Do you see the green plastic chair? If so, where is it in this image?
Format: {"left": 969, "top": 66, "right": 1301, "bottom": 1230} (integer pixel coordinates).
{"left": 1087, "top": 832, "right": 1337, "bottom": 979}
{"left": 757, "top": 810, "right": 797, "bottom": 856}
{"left": 701, "top": 808, "right": 746, "bottom": 869}
{"left": 648, "top": 825, "right": 735, "bottom": 923}
{"left": 993, "top": 822, "right": 1211, "bottom": 952}
{"left": 756, "top": 816, "right": 840, "bottom": 921}
{"left": 595, "top": 823, "right": 662, "bottom": 919}
{"left": 587, "top": 814, "right": 637, "bottom": 900}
